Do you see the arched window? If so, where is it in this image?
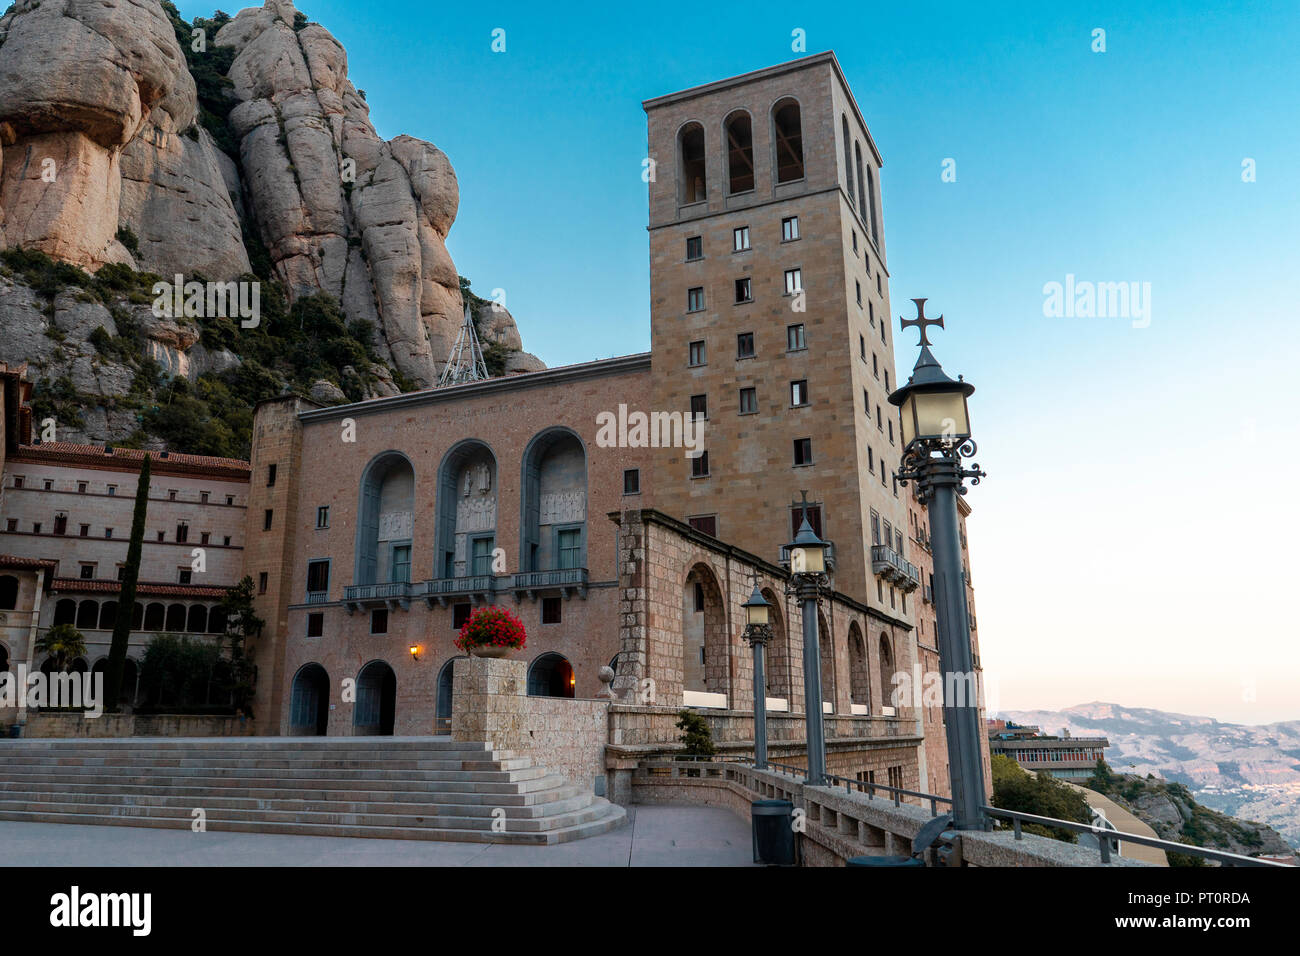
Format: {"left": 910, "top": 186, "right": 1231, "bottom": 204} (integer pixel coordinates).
{"left": 165, "top": 603, "right": 187, "bottom": 632}
{"left": 356, "top": 452, "right": 415, "bottom": 586}
{"left": 527, "top": 652, "right": 575, "bottom": 698}
{"left": 289, "top": 663, "right": 330, "bottom": 735}
{"left": 772, "top": 99, "right": 804, "bottom": 183}
{"left": 436, "top": 441, "right": 498, "bottom": 580}
{"left": 865, "top": 165, "right": 879, "bottom": 245}
{"left": 841, "top": 115, "right": 855, "bottom": 205}
{"left": 519, "top": 428, "right": 587, "bottom": 573}
{"left": 187, "top": 604, "right": 208, "bottom": 634}
{"left": 725, "top": 111, "right": 754, "bottom": 194}
{"left": 208, "top": 606, "right": 228, "bottom": 634}
{"left": 435, "top": 656, "right": 466, "bottom": 734}
{"left": 76, "top": 599, "right": 99, "bottom": 630}
{"left": 679, "top": 122, "right": 707, "bottom": 204}
{"left": 98, "top": 601, "right": 117, "bottom": 630}
{"left": 854, "top": 142, "right": 867, "bottom": 222}
{"left": 131, "top": 602, "right": 143, "bottom": 629}
{"left": 53, "top": 599, "right": 77, "bottom": 626}
{"left": 761, "top": 587, "right": 794, "bottom": 707}
{"left": 143, "top": 602, "right": 165, "bottom": 631}
{"left": 0, "top": 575, "right": 18, "bottom": 610}
{"left": 354, "top": 660, "right": 397, "bottom": 735}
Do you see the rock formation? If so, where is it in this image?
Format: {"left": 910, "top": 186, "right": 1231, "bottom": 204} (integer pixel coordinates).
{"left": 0, "top": 0, "right": 540, "bottom": 430}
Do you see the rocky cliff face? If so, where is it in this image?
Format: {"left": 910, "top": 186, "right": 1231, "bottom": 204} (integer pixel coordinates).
{"left": 0, "top": 0, "right": 541, "bottom": 448}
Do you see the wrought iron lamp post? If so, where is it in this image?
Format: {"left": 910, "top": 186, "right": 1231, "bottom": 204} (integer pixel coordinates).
{"left": 888, "top": 299, "right": 988, "bottom": 830}
{"left": 741, "top": 580, "right": 773, "bottom": 770}
{"left": 785, "top": 494, "right": 830, "bottom": 786}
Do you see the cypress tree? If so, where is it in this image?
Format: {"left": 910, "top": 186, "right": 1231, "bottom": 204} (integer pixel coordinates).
{"left": 104, "top": 455, "right": 151, "bottom": 711}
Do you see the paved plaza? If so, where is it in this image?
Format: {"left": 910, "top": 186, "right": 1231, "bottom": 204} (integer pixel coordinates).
{"left": 0, "top": 804, "right": 756, "bottom": 867}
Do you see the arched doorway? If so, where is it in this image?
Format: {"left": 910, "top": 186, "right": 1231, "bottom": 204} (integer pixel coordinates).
{"left": 818, "top": 609, "right": 836, "bottom": 714}
{"left": 354, "top": 660, "right": 396, "bottom": 735}
{"left": 435, "top": 656, "right": 465, "bottom": 734}
{"left": 878, "top": 634, "right": 895, "bottom": 715}
{"left": 682, "top": 563, "right": 728, "bottom": 704}
{"left": 527, "top": 652, "right": 574, "bottom": 698}
{"left": 289, "top": 663, "right": 330, "bottom": 735}
{"left": 761, "top": 587, "right": 792, "bottom": 708}
{"left": 848, "top": 622, "right": 870, "bottom": 713}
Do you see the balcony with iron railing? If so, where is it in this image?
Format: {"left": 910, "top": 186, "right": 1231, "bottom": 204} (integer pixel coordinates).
{"left": 421, "top": 574, "right": 499, "bottom": 606}
{"left": 510, "top": 567, "right": 589, "bottom": 599}
{"left": 870, "top": 544, "right": 920, "bottom": 591}
{"left": 304, "top": 590, "right": 329, "bottom": 605}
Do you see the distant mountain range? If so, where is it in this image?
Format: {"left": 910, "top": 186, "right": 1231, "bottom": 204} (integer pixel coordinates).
{"left": 996, "top": 702, "right": 1300, "bottom": 850}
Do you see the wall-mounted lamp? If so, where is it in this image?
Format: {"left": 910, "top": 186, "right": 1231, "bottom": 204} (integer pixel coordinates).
{"left": 409, "top": 644, "right": 421, "bottom": 661}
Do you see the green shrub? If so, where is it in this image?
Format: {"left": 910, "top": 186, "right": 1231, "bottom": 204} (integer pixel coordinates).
{"left": 676, "top": 709, "right": 717, "bottom": 757}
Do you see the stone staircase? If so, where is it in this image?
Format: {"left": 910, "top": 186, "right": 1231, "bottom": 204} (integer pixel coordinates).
{"left": 0, "top": 737, "right": 626, "bottom": 844}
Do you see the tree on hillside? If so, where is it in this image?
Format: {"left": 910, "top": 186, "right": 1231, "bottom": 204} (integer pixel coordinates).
{"left": 104, "top": 455, "right": 150, "bottom": 710}
{"left": 991, "top": 753, "right": 1093, "bottom": 842}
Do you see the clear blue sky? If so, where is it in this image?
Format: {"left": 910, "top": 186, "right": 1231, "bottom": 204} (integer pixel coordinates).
{"left": 182, "top": 1, "right": 1300, "bottom": 723}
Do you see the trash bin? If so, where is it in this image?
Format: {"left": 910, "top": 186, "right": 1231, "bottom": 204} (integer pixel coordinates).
{"left": 7, "top": 724, "right": 22, "bottom": 738}
{"left": 751, "top": 799, "right": 797, "bottom": 865}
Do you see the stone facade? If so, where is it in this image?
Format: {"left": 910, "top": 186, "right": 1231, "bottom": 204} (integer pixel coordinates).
{"left": 450, "top": 656, "right": 608, "bottom": 790}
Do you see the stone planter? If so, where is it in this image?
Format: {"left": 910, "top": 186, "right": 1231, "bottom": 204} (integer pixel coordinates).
{"left": 470, "top": 644, "right": 515, "bottom": 659}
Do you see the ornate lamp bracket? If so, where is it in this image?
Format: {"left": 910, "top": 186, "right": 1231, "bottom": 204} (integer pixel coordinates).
{"left": 896, "top": 439, "right": 987, "bottom": 504}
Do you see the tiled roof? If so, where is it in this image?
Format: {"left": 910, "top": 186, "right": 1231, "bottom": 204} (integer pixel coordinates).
{"left": 0, "top": 554, "right": 58, "bottom": 571}
{"left": 10, "top": 443, "right": 250, "bottom": 480}
{"left": 49, "top": 577, "right": 232, "bottom": 599}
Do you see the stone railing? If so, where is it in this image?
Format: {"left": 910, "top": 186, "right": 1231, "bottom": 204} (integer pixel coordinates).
{"left": 630, "top": 760, "right": 1151, "bottom": 867}
{"left": 608, "top": 704, "right": 920, "bottom": 750}
{"left": 16, "top": 712, "right": 256, "bottom": 738}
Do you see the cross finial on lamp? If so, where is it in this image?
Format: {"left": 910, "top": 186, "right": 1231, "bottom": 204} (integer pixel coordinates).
{"left": 901, "top": 297, "right": 944, "bottom": 347}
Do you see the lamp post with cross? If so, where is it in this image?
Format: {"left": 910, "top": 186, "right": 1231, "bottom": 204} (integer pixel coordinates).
{"left": 888, "top": 299, "right": 989, "bottom": 830}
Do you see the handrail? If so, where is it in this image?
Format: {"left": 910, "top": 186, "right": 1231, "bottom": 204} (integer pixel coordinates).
{"left": 981, "top": 805, "right": 1288, "bottom": 867}
{"left": 638, "top": 755, "right": 1290, "bottom": 867}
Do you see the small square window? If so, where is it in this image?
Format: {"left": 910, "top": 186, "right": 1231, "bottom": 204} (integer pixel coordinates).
{"left": 739, "top": 387, "right": 758, "bottom": 415}
{"left": 223, "top": 536, "right": 231, "bottom": 546}
{"left": 623, "top": 469, "right": 640, "bottom": 495}
{"left": 791, "top": 380, "right": 808, "bottom": 407}
{"left": 453, "top": 603, "right": 472, "bottom": 630}
{"left": 736, "top": 333, "right": 754, "bottom": 359}
{"left": 5, "top": 518, "right": 16, "bottom": 532}
{"left": 688, "top": 340, "right": 706, "bottom": 366}
{"left": 78, "top": 524, "right": 89, "bottom": 537}
{"left": 155, "top": 530, "right": 164, "bottom": 542}
{"left": 225, "top": 495, "right": 234, "bottom": 506}
{"left": 784, "top": 268, "right": 802, "bottom": 295}
{"left": 370, "top": 608, "right": 388, "bottom": 634}
{"left": 200, "top": 531, "right": 210, "bottom": 545}
{"left": 691, "top": 451, "right": 710, "bottom": 478}
{"left": 200, "top": 491, "right": 209, "bottom": 503}
{"left": 104, "top": 528, "right": 113, "bottom": 539}
{"left": 77, "top": 481, "right": 87, "bottom": 494}
{"left": 316, "top": 506, "right": 330, "bottom": 529}
{"left": 687, "top": 287, "right": 704, "bottom": 312}
{"left": 44, "top": 480, "right": 53, "bottom": 491}
{"left": 307, "top": 612, "right": 324, "bottom": 638}
{"left": 168, "top": 489, "right": 177, "bottom": 500}
{"left": 33, "top": 523, "right": 42, "bottom": 534}
{"left": 542, "top": 597, "right": 562, "bottom": 624}
{"left": 116, "top": 565, "right": 126, "bottom": 581}
{"left": 176, "top": 523, "right": 189, "bottom": 543}
{"left": 106, "top": 484, "right": 116, "bottom": 496}
{"left": 734, "top": 277, "right": 752, "bottom": 303}
{"left": 793, "top": 438, "right": 812, "bottom": 466}
{"left": 733, "top": 226, "right": 751, "bottom": 252}
{"left": 787, "top": 324, "right": 806, "bottom": 351}
{"left": 686, "top": 235, "right": 703, "bottom": 260}
{"left": 690, "top": 394, "right": 708, "bottom": 421}
{"left": 12, "top": 476, "right": 23, "bottom": 489}
{"left": 782, "top": 216, "right": 799, "bottom": 241}
{"left": 688, "top": 515, "right": 717, "bottom": 537}
{"left": 79, "top": 564, "right": 95, "bottom": 580}
{"left": 178, "top": 569, "right": 192, "bottom": 585}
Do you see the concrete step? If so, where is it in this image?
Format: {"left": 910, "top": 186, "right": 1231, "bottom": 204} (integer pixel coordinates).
{"left": 0, "top": 778, "right": 585, "bottom": 807}
{"left": 0, "top": 755, "right": 535, "bottom": 772}
{"left": 0, "top": 786, "right": 594, "bottom": 819}
{"left": 0, "top": 801, "right": 628, "bottom": 844}
{"left": 0, "top": 736, "right": 623, "bottom": 844}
